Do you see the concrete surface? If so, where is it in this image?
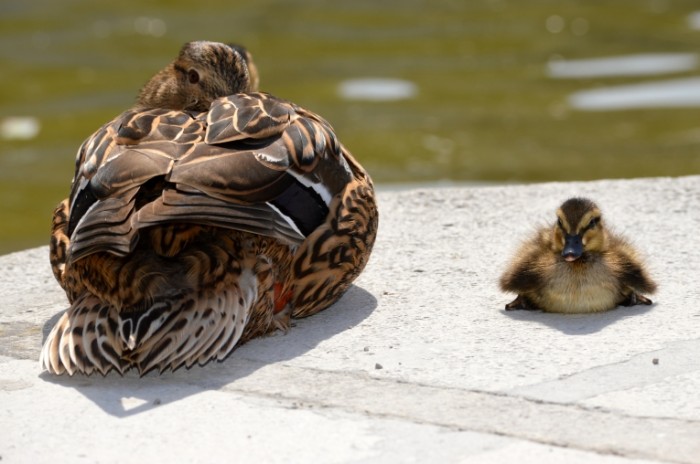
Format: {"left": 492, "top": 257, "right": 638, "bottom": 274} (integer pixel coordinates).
{"left": 1, "top": 175, "right": 699, "bottom": 463}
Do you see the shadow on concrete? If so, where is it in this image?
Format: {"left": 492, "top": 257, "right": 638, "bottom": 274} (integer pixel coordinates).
{"left": 501, "top": 303, "right": 655, "bottom": 335}
{"left": 38, "top": 284, "right": 377, "bottom": 417}
{"left": 41, "top": 310, "right": 64, "bottom": 342}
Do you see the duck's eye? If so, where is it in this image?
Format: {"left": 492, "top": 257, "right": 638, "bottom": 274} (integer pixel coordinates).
{"left": 188, "top": 69, "right": 200, "bottom": 84}
{"left": 557, "top": 218, "right": 564, "bottom": 229}
{"left": 587, "top": 217, "right": 599, "bottom": 229}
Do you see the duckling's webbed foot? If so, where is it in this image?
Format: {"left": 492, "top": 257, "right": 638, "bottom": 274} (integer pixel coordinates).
{"left": 618, "top": 292, "right": 653, "bottom": 307}
{"left": 505, "top": 295, "right": 538, "bottom": 311}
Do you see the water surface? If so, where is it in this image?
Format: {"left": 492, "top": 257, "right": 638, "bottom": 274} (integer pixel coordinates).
{"left": 1, "top": 1, "right": 700, "bottom": 253}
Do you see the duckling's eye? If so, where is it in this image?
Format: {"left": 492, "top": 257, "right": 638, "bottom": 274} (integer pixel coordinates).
{"left": 188, "top": 69, "right": 200, "bottom": 84}
{"left": 587, "top": 217, "right": 599, "bottom": 229}
{"left": 557, "top": 218, "right": 564, "bottom": 230}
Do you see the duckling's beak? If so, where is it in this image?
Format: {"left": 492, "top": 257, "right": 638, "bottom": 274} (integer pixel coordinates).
{"left": 562, "top": 234, "right": 583, "bottom": 262}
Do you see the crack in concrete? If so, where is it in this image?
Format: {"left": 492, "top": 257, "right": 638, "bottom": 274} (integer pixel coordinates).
{"left": 218, "top": 359, "right": 700, "bottom": 464}
{"left": 506, "top": 338, "right": 700, "bottom": 405}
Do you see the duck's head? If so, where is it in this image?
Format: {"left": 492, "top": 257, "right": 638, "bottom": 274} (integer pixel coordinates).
{"left": 137, "top": 41, "right": 259, "bottom": 111}
{"left": 553, "top": 197, "right": 606, "bottom": 262}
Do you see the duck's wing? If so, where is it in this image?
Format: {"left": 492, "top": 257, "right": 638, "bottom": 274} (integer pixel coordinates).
{"left": 65, "top": 93, "right": 352, "bottom": 263}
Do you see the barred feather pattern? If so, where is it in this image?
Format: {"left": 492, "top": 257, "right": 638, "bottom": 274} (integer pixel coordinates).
{"left": 291, "top": 156, "right": 378, "bottom": 318}
{"left": 42, "top": 229, "right": 287, "bottom": 375}
{"left": 49, "top": 199, "right": 70, "bottom": 290}
{"left": 43, "top": 90, "right": 377, "bottom": 375}
{"left": 40, "top": 270, "right": 257, "bottom": 376}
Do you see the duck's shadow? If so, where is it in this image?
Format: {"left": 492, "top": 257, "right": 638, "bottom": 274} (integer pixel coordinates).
{"left": 39, "top": 285, "right": 377, "bottom": 418}
{"left": 502, "top": 303, "right": 655, "bottom": 335}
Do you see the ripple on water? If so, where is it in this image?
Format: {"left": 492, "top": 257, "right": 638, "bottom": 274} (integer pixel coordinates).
{"left": 548, "top": 53, "right": 698, "bottom": 79}
{"left": 0, "top": 116, "right": 41, "bottom": 141}
{"left": 337, "top": 78, "right": 418, "bottom": 101}
{"left": 688, "top": 11, "right": 700, "bottom": 30}
{"left": 568, "top": 77, "right": 700, "bottom": 111}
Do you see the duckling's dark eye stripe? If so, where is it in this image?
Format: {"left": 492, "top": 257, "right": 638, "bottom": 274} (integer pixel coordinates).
{"left": 585, "top": 216, "right": 600, "bottom": 231}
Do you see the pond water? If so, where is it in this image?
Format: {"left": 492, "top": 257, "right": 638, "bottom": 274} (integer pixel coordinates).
{"left": 1, "top": 0, "right": 700, "bottom": 253}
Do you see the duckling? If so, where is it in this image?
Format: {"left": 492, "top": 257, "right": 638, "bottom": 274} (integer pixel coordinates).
{"left": 499, "top": 197, "right": 656, "bottom": 313}
{"left": 41, "top": 41, "right": 378, "bottom": 375}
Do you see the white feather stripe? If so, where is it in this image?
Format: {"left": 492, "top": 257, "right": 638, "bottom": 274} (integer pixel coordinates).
{"left": 131, "top": 274, "right": 255, "bottom": 373}
{"left": 40, "top": 296, "right": 123, "bottom": 376}
{"left": 74, "top": 300, "right": 97, "bottom": 374}
{"left": 128, "top": 304, "right": 194, "bottom": 374}
{"left": 125, "top": 300, "right": 174, "bottom": 350}
{"left": 57, "top": 322, "right": 74, "bottom": 376}
{"left": 212, "top": 292, "right": 245, "bottom": 362}
{"left": 166, "top": 291, "right": 246, "bottom": 369}
{"left": 287, "top": 169, "right": 333, "bottom": 205}
{"left": 187, "top": 304, "right": 231, "bottom": 367}
{"left": 40, "top": 315, "right": 67, "bottom": 375}
{"left": 39, "top": 320, "right": 54, "bottom": 372}
{"left": 66, "top": 302, "right": 85, "bottom": 375}
{"left": 192, "top": 276, "right": 256, "bottom": 365}
{"left": 215, "top": 269, "right": 257, "bottom": 361}
{"left": 156, "top": 299, "right": 227, "bottom": 372}
{"left": 198, "top": 291, "right": 246, "bottom": 364}
{"left": 40, "top": 272, "right": 258, "bottom": 375}
{"left": 266, "top": 201, "right": 304, "bottom": 239}
{"left": 70, "top": 313, "right": 95, "bottom": 375}
{"left": 92, "top": 304, "right": 122, "bottom": 375}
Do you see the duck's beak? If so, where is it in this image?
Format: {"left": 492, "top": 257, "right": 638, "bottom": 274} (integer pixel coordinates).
{"left": 562, "top": 234, "right": 583, "bottom": 262}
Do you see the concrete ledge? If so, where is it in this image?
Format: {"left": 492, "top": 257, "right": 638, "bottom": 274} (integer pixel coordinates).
{"left": 2, "top": 176, "right": 699, "bottom": 463}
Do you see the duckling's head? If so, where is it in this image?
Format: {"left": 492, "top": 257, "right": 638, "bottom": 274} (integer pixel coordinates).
{"left": 553, "top": 197, "right": 606, "bottom": 262}
{"left": 137, "top": 41, "right": 259, "bottom": 111}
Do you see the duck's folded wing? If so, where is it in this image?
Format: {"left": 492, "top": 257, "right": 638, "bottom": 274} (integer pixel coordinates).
{"left": 67, "top": 144, "right": 309, "bottom": 262}
{"left": 135, "top": 187, "right": 307, "bottom": 244}
{"left": 66, "top": 94, "right": 351, "bottom": 262}
{"left": 204, "top": 93, "right": 342, "bottom": 173}
{"left": 68, "top": 183, "right": 309, "bottom": 263}
{"left": 67, "top": 186, "right": 139, "bottom": 260}
{"left": 205, "top": 92, "right": 294, "bottom": 143}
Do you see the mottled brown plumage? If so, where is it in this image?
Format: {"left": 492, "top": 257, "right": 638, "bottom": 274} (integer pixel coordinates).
{"left": 499, "top": 197, "right": 656, "bottom": 313}
{"left": 42, "top": 41, "right": 378, "bottom": 375}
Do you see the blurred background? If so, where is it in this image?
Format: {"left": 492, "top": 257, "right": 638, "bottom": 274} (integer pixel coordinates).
{"left": 1, "top": 0, "right": 700, "bottom": 254}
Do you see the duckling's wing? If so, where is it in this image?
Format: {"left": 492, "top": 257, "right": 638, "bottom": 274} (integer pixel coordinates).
{"left": 499, "top": 233, "right": 548, "bottom": 294}
{"left": 65, "top": 94, "right": 352, "bottom": 263}
{"left": 608, "top": 237, "right": 657, "bottom": 295}
{"left": 617, "top": 259, "right": 657, "bottom": 295}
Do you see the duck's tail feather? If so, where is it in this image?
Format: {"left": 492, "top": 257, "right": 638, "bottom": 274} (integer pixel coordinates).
{"left": 40, "top": 269, "right": 257, "bottom": 376}
{"left": 40, "top": 294, "right": 124, "bottom": 376}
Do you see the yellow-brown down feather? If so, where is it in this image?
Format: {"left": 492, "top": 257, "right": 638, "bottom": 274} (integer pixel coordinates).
{"left": 499, "top": 198, "right": 656, "bottom": 313}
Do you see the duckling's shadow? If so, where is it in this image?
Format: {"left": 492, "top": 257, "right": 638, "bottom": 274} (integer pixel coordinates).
{"left": 39, "top": 284, "right": 377, "bottom": 418}
{"left": 502, "top": 303, "right": 655, "bottom": 335}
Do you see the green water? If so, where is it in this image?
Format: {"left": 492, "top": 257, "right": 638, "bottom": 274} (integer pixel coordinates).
{"left": 1, "top": 0, "right": 700, "bottom": 254}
